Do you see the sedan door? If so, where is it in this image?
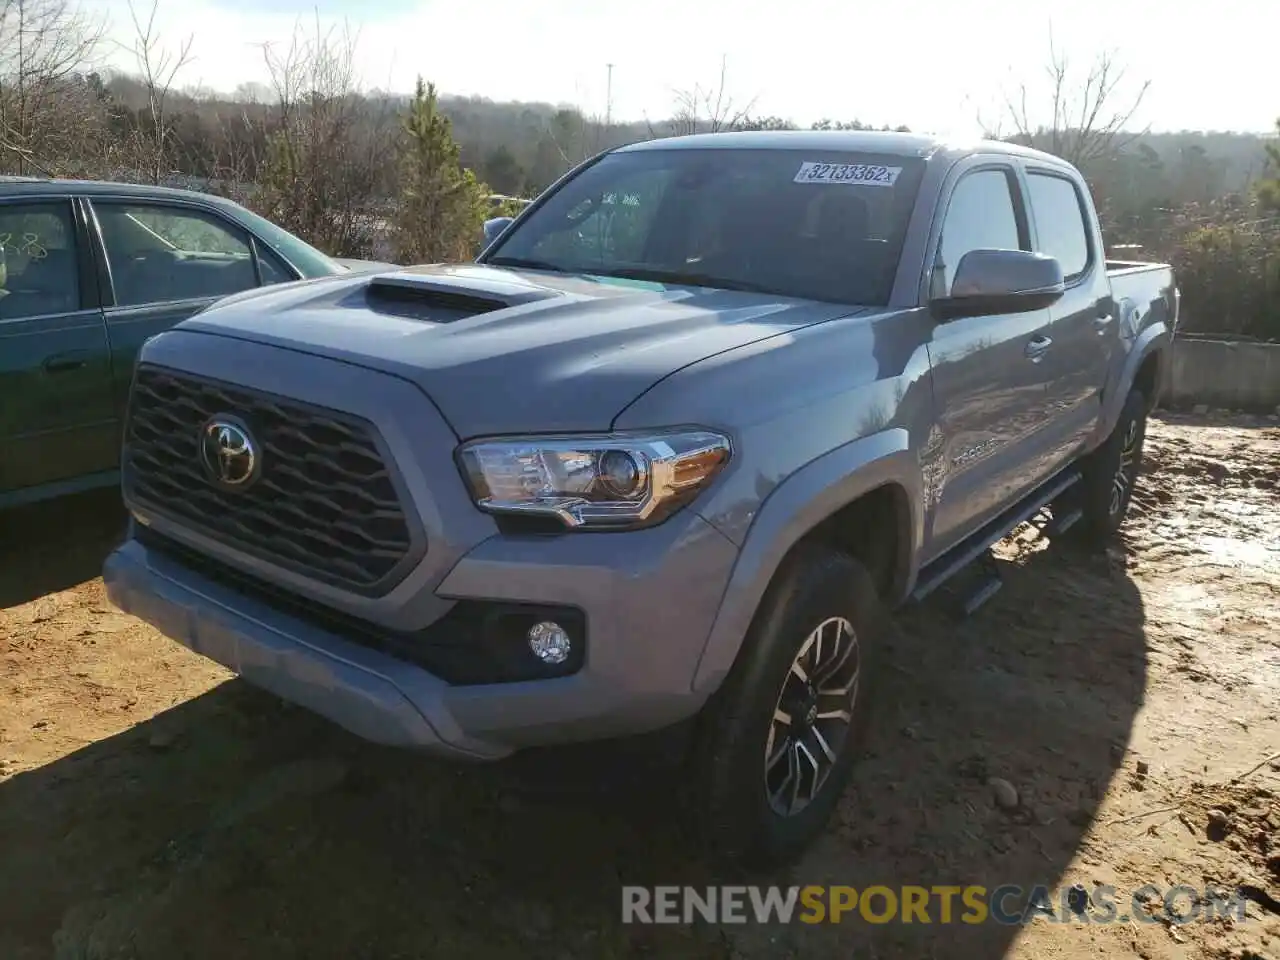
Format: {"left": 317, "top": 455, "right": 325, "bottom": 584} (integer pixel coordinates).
{"left": 0, "top": 197, "right": 116, "bottom": 498}
{"left": 86, "top": 199, "right": 296, "bottom": 418}
{"left": 922, "top": 161, "right": 1058, "bottom": 559}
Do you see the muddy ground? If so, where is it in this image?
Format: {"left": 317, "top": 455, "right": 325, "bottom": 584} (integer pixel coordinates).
{"left": 1, "top": 413, "right": 1277, "bottom": 960}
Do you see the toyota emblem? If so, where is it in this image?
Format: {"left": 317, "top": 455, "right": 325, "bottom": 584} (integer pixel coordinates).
{"left": 199, "top": 417, "right": 259, "bottom": 489}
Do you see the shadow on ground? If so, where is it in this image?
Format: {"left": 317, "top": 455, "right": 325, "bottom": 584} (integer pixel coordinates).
{"left": 0, "top": 490, "right": 128, "bottom": 608}
{"left": 0, "top": 494, "right": 1147, "bottom": 960}
{"left": 745, "top": 533, "right": 1148, "bottom": 958}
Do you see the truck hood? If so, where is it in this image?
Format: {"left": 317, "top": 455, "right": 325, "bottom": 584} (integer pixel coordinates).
{"left": 180, "top": 264, "right": 863, "bottom": 438}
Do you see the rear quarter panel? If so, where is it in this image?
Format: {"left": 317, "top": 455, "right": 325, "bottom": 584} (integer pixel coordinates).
{"left": 1097, "top": 263, "right": 1177, "bottom": 440}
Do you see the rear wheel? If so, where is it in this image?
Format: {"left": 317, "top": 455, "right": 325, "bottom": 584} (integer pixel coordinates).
{"left": 689, "top": 544, "right": 884, "bottom": 867}
{"left": 1065, "top": 387, "right": 1148, "bottom": 547}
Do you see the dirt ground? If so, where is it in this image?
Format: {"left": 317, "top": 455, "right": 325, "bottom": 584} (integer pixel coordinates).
{"left": 1, "top": 413, "right": 1277, "bottom": 960}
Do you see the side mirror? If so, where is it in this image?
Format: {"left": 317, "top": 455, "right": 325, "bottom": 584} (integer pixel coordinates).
{"left": 482, "top": 216, "right": 515, "bottom": 248}
{"left": 931, "top": 249, "right": 1065, "bottom": 321}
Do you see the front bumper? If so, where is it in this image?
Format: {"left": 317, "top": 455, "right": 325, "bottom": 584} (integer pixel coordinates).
{"left": 104, "top": 510, "right": 738, "bottom": 759}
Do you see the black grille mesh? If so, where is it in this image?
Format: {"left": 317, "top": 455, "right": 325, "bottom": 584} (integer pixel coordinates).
{"left": 124, "top": 366, "right": 415, "bottom": 592}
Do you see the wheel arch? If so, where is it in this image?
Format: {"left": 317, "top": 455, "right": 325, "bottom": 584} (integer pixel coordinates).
{"left": 1132, "top": 350, "right": 1163, "bottom": 412}
{"left": 691, "top": 429, "right": 920, "bottom": 695}
{"left": 1097, "top": 320, "right": 1170, "bottom": 443}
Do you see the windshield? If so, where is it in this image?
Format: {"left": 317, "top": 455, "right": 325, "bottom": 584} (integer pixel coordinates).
{"left": 234, "top": 207, "right": 345, "bottom": 279}
{"left": 482, "top": 147, "right": 927, "bottom": 304}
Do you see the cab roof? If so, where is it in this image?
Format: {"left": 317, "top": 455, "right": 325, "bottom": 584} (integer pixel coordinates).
{"left": 615, "top": 129, "right": 1075, "bottom": 169}
{"left": 0, "top": 176, "right": 242, "bottom": 206}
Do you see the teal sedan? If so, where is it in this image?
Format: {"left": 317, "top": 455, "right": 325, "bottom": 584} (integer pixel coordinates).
{"left": 0, "top": 177, "right": 390, "bottom": 509}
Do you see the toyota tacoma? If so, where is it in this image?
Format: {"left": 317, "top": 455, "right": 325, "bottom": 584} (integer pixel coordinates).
{"left": 104, "top": 131, "right": 1178, "bottom": 866}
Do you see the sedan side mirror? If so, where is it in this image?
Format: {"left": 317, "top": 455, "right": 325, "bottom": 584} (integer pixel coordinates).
{"left": 482, "top": 216, "right": 515, "bottom": 249}
{"left": 931, "top": 249, "right": 1065, "bottom": 321}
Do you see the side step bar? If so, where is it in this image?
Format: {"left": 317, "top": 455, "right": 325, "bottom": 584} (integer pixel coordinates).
{"left": 910, "top": 467, "right": 1082, "bottom": 611}
{"left": 1041, "top": 505, "right": 1083, "bottom": 539}
{"left": 961, "top": 552, "right": 1005, "bottom": 616}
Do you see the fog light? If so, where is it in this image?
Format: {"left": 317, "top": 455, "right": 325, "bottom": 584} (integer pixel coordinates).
{"left": 527, "top": 621, "right": 572, "bottom": 665}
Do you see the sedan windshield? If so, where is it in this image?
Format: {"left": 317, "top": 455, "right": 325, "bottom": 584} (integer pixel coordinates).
{"left": 483, "top": 147, "right": 926, "bottom": 305}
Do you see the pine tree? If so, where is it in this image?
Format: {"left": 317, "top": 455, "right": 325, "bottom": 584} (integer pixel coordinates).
{"left": 393, "top": 78, "right": 488, "bottom": 264}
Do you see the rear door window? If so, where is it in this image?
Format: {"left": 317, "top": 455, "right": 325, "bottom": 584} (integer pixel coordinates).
{"left": 93, "top": 202, "right": 260, "bottom": 306}
{"left": 1026, "top": 172, "right": 1092, "bottom": 280}
{"left": 255, "top": 244, "right": 295, "bottom": 285}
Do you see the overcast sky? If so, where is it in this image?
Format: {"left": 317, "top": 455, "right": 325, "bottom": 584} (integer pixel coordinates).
{"left": 86, "top": 0, "right": 1275, "bottom": 137}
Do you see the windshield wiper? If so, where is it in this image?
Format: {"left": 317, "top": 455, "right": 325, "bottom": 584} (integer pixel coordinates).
{"left": 591, "top": 266, "right": 779, "bottom": 295}
{"left": 485, "top": 256, "right": 569, "bottom": 273}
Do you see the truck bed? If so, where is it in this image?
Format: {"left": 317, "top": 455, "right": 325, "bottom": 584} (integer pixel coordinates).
{"left": 1106, "top": 259, "right": 1179, "bottom": 338}
{"left": 1105, "top": 258, "right": 1171, "bottom": 277}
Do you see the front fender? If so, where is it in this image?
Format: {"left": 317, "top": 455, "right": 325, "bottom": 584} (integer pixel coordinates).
{"left": 690, "top": 428, "right": 920, "bottom": 694}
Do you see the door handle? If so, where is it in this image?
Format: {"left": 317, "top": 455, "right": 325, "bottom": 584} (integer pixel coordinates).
{"left": 42, "top": 350, "right": 91, "bottom": 374}
{"left": 1024, "top": 336, "right": 1053, "bottom": 361}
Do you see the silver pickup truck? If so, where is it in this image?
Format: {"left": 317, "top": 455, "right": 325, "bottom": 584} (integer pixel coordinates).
{"left": 104, "top": 131, "right": 1178, "bottom": 866}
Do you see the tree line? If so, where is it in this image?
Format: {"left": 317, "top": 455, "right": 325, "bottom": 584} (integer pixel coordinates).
{"left": 3, "top": 0, "right": 1278, "bottom": 339}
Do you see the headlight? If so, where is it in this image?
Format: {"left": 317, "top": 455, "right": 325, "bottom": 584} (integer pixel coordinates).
{"left": 457, "top": 429, "right": 731, "bottom": 529}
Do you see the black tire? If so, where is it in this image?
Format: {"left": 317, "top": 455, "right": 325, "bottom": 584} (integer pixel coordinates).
{"left": 1066, "top": 387, "right": 1148, "bottom": 547}
{"left": 688, "top": 543, "right": 884, "bottom": 868}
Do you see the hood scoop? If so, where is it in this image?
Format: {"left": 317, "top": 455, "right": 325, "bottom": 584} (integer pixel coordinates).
{"left": 364, "top": 267, "right": 564, "bottom": 323}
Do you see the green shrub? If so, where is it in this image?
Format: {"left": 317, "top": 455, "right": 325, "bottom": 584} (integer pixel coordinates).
{"left": 1169, "top": 217, "right": 1280, "bottom": 340}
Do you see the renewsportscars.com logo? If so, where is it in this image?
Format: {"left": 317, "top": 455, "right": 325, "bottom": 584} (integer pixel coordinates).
{"left": 622, "top": 884, "right": 1251, "bottom": 926}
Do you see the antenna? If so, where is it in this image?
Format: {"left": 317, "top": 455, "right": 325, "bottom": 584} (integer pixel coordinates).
{"left": 605, "top": 63, "right": 614, "bottom": 129}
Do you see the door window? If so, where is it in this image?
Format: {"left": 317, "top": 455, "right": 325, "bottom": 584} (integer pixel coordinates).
{"left": 94, "top": 203, "right": 260, "bottom": 307}
{"left": 935, "top": 168, "right": 1025, "bottom": 296}
{"left": 255, "top": 244, "right": 295, "bottom": 285}
{"left": 1026, "top": 172, "right": 1092, "bottom": 280}
{"left": 0, "top": 202, "right": 80, "bottom": 320}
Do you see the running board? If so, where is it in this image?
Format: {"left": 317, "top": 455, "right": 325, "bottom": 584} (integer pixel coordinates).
{"left": 961, "top": 550, "right": 1004, "bottom": 616}
{"left": 911, "top": 468, "right": 1082, "bottom": 606}
{"left": 1042, "top": 505, "right": 1083, "bottom": 538}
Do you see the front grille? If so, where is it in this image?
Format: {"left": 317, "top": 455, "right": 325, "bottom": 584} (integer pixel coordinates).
{"left": 124, "top": 365, "right": 419, "bottom": 594}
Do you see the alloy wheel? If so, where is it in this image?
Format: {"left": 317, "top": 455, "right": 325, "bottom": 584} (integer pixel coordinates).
{"left": 1109, "top": 418, "right": 1141, "bottom": 517}
{"left": 763, "top": 616, "right": 861, "bottom": 817}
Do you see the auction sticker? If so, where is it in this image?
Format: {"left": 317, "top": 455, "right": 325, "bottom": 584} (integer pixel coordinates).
{"left": 793, "top": 161, "right": 901, "bottom": 186}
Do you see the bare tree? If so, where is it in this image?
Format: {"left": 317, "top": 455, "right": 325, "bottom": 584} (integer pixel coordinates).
{"left": 248, "top": 17, "right": 397, "bottom": 257}
{"left": 0, "top": 0, "right": 107, "bottom": 175}
{"left": 205, "top": 101, "right": 267, "bottom": 199}
{"left": 992, "top": 32, "right": 1150, "bottom": 170}
{"left": 119, "top": 0, "right": 194, "bottom": 183}
{"left": 539, "top": 107, "right": 593, "bottom": 172}
{"left": 651, "top": 56, "right": 758, "bottom": 138}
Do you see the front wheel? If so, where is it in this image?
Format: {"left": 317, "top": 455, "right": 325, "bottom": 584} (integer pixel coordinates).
{"left": 688, "top": 544, "right": 884, "bottom": 868}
